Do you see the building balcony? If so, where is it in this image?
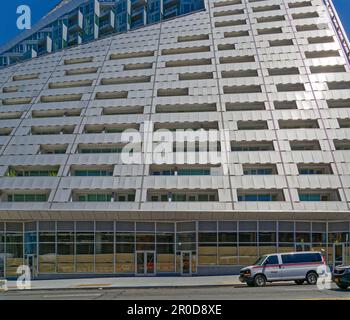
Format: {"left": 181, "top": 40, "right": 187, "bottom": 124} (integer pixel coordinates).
{"left": 71, "top": 189, "right": 136, "bottom": 202}
{"left": 147, "top": 189, "right": 219, "bottom": 202}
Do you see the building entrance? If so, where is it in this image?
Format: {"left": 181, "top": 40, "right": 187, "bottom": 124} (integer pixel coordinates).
{"left": 181, "top": 251, "right": 192, "bottom": 275}
{"left": 26, "top": 255, "right": 36, "bottom": 279}
{"left": 136, "top": 251, "right": 155, "bottom": 275}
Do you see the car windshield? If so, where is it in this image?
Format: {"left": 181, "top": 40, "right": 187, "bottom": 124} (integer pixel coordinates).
{"left": 253, "top": 255, "right": 267, "bottom": 266}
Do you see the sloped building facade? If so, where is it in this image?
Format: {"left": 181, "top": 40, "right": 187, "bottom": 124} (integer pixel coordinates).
{"left": 0, "top": 0, "right": 350, "bottom": 278}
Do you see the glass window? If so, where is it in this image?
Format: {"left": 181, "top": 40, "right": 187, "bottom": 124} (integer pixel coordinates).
{"left": 328, "top": 232, "right": 349, "bottom": 242}
{"left": 259, "top": 232, "right": 276, "bottom": 243}
{"left": 76, "top": 232, "right": 94, "bottom": 243}
{"left": 176, "top": 233, "right": 196, "bottom": 243}
{"left": 259, "top": 243, "right": 278, "bottom": 256}
{"left": 136, "top": 243, "right": 155, "bottom": 251}
{"left": 282, "top": 253, "right": 321, "bottom": 264}
{"left": 117, "top": 195, "right": 126, "bottom": 202}
{"left": 300, "top": 253, "right": 322, "bottom": 262}
{"left": 6, "top": 233, "right": 23, "bottom": 242}
{"left": 5, "top": 243, "right": 23, "bottom": 276}
{"left": 198, "top": 194, "right": 209, "bottom": 201}
{"left": 174, "top": 194, "right": 186, "bottom": 201}
{"left": 75, "top": 170, "right": 113, "bottom": 176}
{"left": 9, "top": 194, "right": 50, "bottom": 202}
{"left": 238, "top": 194, "right": 275, "bottom": 201}
{"left": 209, "top": 194, "right": 216, "bottom": 201}
{"left": 244, "top": 168, "right": 273, "bottom": 175}
{"left": 279, "top": 232, "right": 294, "bottom": 242}
{"left": 76, "top": 243, "right": 94, "bottom": 255}
{"left": 39, "top": 243, "right": 55, "bottom": 255}
{"left": 57, "top": 243, "right": 74, "bottom": 255}
{"left": 156, "top": 243, "right": 174, "bottom": 254}
{"left": 25, "top": 195, "right": 36, "bottom": 202}
{"left": 239, "top": 232, "right": 256, "bottom": 243}
{"left": 78, "top": 194, "right": 112, "bottom": 202}
{"left": 219, "top": 232, "right": 237, "bottom": 242}
{"left": 156, "top": 233, "right": 174, "bottom": 243}
{"left": 115, "top": 243, "right": 134, "bottom": 253}
{"left": 312, "top": 233, "right": 326, "bottom": 243}
{"left": 281, "top": 254, "right": 295, "bottom": 264}
{"left": 239, "top": 244, "right": 258, "bottom": 265}
{"left": 265, "top": 255, "right": 279, "bottom": 265}
{"left": 258, "top": 194, "right": 272, "bottom": 201}
{"left": 151, "top": 195, "right": 159, "bottom": 201}
{"left": 218, "top": 243, "right": 238, "bottom": 265}
{"left": 198, "top": 242, "right": 217, "bottom": 265}
{"left": 95, "top": 232, "right": 114, "bottom": 242}
{"left": 136, "top": 234, "right": 155, "bottom": 243}
{"left": 128, "top": 194, "right": 135, "bottom": 201}
{"left": 176, "top": 243, "right": 196, "bottom": 251}
{"left": 299, "top": 194, "right": 321, "bottom": 201}
{"left": 198, "top": 233, "right": 217, "bottom": 243}
{"left": 96, "top": 243, "right": 114, "bottom": 254}
{"left": 116, "top": 233, "right": 134, "bottom": 242}
{"left": 57, "top": 232, "right": 74, "bottom": 242}
{"left": 24, "top": 232, "right": 36, "bottom": 244}
{"left": 6, "top": 223, "right": 22, "bottom": 232}
{"left": 296, "top": 232, "right": 311, "bottom": 242}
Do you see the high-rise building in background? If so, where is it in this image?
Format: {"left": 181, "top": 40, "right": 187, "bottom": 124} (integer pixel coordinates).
{"left": 0, "top": 0, "right": 349, "bottom": 278}
{"left": 0, "top": 0, "right": 205, "bottom": 67}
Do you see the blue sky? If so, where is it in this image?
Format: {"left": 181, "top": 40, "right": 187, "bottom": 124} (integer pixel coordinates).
{"left": 333, "top": 0, "right": 350, "bottom": 36}
{"left": 0, "top": 0, "right": 349, "bottom": 47}
{"left": 0, "top": 1, "right": 61, "bottom": 47}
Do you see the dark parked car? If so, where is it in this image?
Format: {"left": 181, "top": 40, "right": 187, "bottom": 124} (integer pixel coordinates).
{"left": 332, "top": 265, "right": 350, "bottom": 289}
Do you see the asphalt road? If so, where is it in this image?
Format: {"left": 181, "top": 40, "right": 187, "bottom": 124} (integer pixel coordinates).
{"left": 1, "top": 282, "right": 350, "bottom": 300}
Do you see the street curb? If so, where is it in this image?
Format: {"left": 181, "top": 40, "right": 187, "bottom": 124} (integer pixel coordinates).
{"left": 5, "top": 283, "right": 240, "bottom": 292}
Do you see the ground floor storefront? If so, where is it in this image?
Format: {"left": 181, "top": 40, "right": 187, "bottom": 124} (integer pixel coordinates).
{"left": 1, "top": 220, "right": 349, "bottom": 278}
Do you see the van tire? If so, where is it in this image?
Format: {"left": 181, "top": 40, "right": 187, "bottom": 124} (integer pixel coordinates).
{"left": 295, "top": 280, "right": 304, "bottom": 285}
{"left": 336, "top": 284, "right": 348, "bottom": 290}
{"left": 306, "top": 271, "right": 318, "bottom": 285}
{"left": 254, "top": 274, "right": 266, "bottom": 287}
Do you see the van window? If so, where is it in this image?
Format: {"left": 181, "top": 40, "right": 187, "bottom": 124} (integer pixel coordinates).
{"left": 282, "top": 254, "right": 294, "bottom": 264}
{"left": 300, "top": 253, "right": 322, "bottom": 262}
{"left": 254, "top": 255, "right": 267, "bottom": 265}
{"left": 282, "top": 253, "right": 321, "bottom": 264}
{"left": 265, "top": 255, "right": 279, "bottom": 265}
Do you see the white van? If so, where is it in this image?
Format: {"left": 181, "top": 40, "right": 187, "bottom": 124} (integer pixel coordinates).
{"left": 239, "top": 251, "right": 326, "bottom": 287}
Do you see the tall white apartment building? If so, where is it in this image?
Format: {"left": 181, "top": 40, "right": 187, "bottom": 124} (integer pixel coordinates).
{"left": 0, "top": 0, "right": 349, "bottom": 278}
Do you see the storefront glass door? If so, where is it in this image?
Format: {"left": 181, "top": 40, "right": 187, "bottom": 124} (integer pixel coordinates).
{"left": 136, "top": 251, "right": 155, "bottom": 275}
{"left": 181, "top": 251, "right": 192, "bottom": 275}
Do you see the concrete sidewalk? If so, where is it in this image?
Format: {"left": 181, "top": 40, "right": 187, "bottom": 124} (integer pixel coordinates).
{"left": 3, "top": 275, "right": 240, "bottom": 291}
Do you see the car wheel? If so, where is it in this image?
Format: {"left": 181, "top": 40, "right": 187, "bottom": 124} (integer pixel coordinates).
{"left": 254, "top": 274, "right": 266, "bottom": 287}
{"left": 306, "top": 272, "right": 318, "bottom": 285}
{"left": 295, "top": 280, "right": 304, "bottom": 285}
{"left": 336, "top": 284, "right": 349, "bottom": 290}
